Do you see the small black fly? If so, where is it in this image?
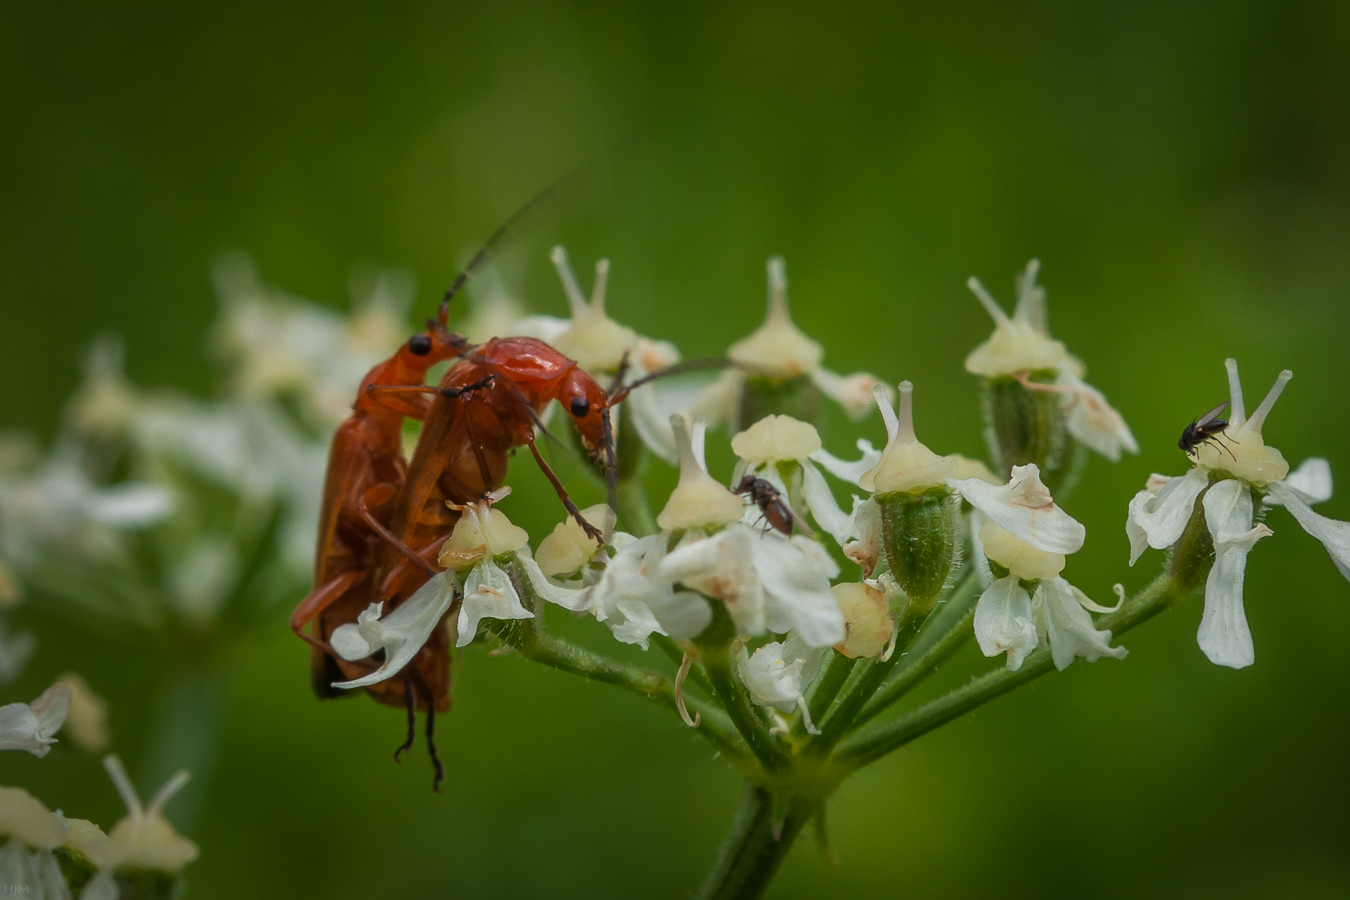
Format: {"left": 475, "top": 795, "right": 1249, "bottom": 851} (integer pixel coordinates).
{"left": 1178, "top": 402, "right": 1235, "bottom": 459}
{"left": 734, "top": 475, "right": 814, "bottom": 538}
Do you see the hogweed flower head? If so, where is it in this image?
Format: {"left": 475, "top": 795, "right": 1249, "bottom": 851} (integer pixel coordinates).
{"left": 1128, "top": 359, "right": 1349, "bottom": 668}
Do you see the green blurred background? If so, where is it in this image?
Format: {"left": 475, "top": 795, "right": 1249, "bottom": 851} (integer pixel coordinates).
{"left": 3, "top": 1, "right": 1350, "bottom": 897}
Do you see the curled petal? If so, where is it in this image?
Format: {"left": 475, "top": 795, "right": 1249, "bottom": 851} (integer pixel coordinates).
{"left": 1197, "top": 480, "right": 1270, "bottom": 668}
{"left": 811, "top": 369, "right": 889, "bottom": 420}
{"left": 752, "top": 536, "right": 844, "bottom": 648}
{"left": 1057, "top": 372, "right": 1138, "bottom": 461}
{"left": 843, "top": 497, "right": 882, "bottom": 576}
{"left": 1037, "top": 577, "right": 1127, "bottom": 671}
{"left": 950, "top": 464, "right": 1085, "bottom": 555}
{"left": 1266, "top": 481, "right": 1350, "bottom": 582}
{"left": 332, "top": 571, "right": 458, "bottom": 688}
{"left": 1266, "top": 458, "right": 1333, "bottom": 507}
{"left": 973, "top": 576, "right": 1039, "bottom": 671}
{"left": 1125, "top": 467, "right": 1210, "bottom": 565}
{"left": 517, "top": 555, "right": 594, "bottom": 612}
{"left": 810, "top": 439, "right": 882, "bottom": 486}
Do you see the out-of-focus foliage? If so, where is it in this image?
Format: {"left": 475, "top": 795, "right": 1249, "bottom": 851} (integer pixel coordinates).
{"left": 1, "top": 1, "right": 1348, "bottom": 898}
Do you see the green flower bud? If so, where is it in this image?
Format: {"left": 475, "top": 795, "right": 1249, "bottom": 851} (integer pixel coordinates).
{"left": 875, "top": 485, "right": 962, "bottom": 611}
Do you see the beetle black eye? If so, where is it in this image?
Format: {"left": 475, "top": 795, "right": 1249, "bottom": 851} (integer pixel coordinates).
{"left": 408, "top": 333, "right": 433, "bottom": 356}
{"left": 570, "top": 397, "right": 590, "bottom": 418}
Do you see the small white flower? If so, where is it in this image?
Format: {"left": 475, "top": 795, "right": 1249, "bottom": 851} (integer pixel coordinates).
{"left": 695, "top": 257, "right": 888, "bottom": 427}
{"left": 436, "top": 496, "right": 537, "bottom": 649}
{"left": 0, "top": 683, "right": 71, "bottom": 758}
{"left": 55, "top": 673, "right": 110, "bottom": 754}
{"left": 966, "top": 260, "right": 1136, "bottom": 461}
{"left": 549, "top": 246, "right": 688, "bottom": 464}
{"left": 329, "top": 572, "right": 459, "bottom": 688}
{"left": 659, "top": 524, "right": 844, "bottom": 648}
{"left": 656, "top": 415, "right": 747, "bottom": 532}
{"left": 730, "top": 415, "right": 857, "bottom": 543}
{"left": 949, "top": 463, "right": 1086, "bottom": 555}
{"left": 534, "top": 503, "right": 617, "bottom": 578}
{"left": 68, "top": 755, "right": 198, "bottom": 876}
{"left": 1128, "top": 360, "right": 1350, "bottom": 668}
{"left": 735, "top": 633, "right": 826, "bottom": 733}
{"left": 859, "top": 382, "right": 959, "bottom": 495}
{"left": 974, "top": 514, "right": 1124, "bottom": 671}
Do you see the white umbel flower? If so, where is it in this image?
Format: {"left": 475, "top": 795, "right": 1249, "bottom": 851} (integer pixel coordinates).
{"left": 949, "top": 464, "right": 1086, "bottom": 556}
{"left": 730, "top": 415, "right": 857, "bottom": 544}
{"left": 0, "top": 683, "right": 71, "bottom": 758}
{"left": 1127, "top": 359, "right": 1349, "bottom": 668}
{"left": 695, "top": 257, "right": 889, "bottom": 425}
{"left": 974, "top": 521, "right": 1125, "bottom": 671}
{"left": 734, "top": 633, "right": 826, "bottom": 733}
{"left": 966, "top": 260, "right": 1137, "bottom": 461}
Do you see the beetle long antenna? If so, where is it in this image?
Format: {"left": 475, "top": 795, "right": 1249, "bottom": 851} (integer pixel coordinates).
{"left": 602, "top": 408, "right": 618, "bottom": 512}
{"left": 438, "top": 169, "right": 592, "bottom": 326}
{"left": 608, "top": 357, "right": 736, "bottom": 404}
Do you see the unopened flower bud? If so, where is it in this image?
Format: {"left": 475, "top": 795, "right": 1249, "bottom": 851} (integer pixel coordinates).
{"left": 831, "top": 582, "right": 895, "bottom": 658}
{"left": 657, "top": 415, "right": 746, "bottom": 532}
{"left": 536, "top": 504, "right": 617, "bottom": 577}
{"left": 437, "top": 492, "right": 530, "bottom": 570}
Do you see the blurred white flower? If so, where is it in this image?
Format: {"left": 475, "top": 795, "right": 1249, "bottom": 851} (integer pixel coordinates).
{"left": 1127, "top": 360, "right": 1350, "bottom": 669}
{"left": 0, "top": 683, "right": 71, "bottom": 758}
{"left": 0, "top": 787, "right": 69, "bottom": 900}
{"left": 66, "top": 755, "right": 198, "bottom": 876}
{"left": 55, "top": 672, "right": 110, "bottom": 754}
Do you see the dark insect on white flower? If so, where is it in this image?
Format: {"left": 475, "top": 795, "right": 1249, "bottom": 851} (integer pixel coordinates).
{"left": 1178, "top": 401, "right": 1235, "bottom": 459}
{"left": 734, "top": 475, "right": 813, "bottom": 538}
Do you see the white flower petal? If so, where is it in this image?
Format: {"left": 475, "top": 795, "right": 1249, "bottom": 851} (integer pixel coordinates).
{"left": 1266, "top": 458, "right": 1333, "bottom": 507}
{"left": 950, "top": 464, "right": 1085, "bottom": 555}
{"left": 333, "top": 572, "right": 457, "bottom": 687}
{"left": 1125, "top": 467, "right": 1210, "bottom": 565}
{"left": 659, "top": 528, "right": 765, "bottom": 637}
{"left": 517, "top": 554, "right": 593, "bottom": 612}
{"left": 810, "top": 439, "right": 882, "bottom": 486}
{"left": 799, "top": 461, "right": 859, "bottom": 545}
{"left": 810, "top": 369, "right": 888, "bottom": 421}
{"left": 1197, "top": 480, "right": 1271, "bottom": 668}
{"left": 1266, "top": 481, "right": 1350, "bottom": 582}
{"left": 1056, "top": 372, "right": 1138, "bottom": 461}
{"left": 456, "top": 560, "right": 533, "bottom": 648}
{"left": 842, "top": 496, "right": 882, "bottom": 575}
{"left": 735, "top": 633, "right": 826, "bottom": 712}
{"left": 1037, "top": 577, "right": 1127, "bottom": 671}
{"left": 751, "top": 535, "right": 844, "bottom": 648}
{"left": 973, "top": 576, "right": 1038, "bottom": 671}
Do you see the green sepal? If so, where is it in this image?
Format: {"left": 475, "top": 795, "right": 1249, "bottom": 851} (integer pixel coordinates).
{"left": 876, "top": 486, "right": 961, "bottom": 610}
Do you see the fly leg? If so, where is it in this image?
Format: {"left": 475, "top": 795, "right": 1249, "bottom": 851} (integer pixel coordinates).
{"left": 527, "top": 438, "right": 604, "bottom": 543}
{"left": 394, "top": 675, "right": 416, "bottom": 763}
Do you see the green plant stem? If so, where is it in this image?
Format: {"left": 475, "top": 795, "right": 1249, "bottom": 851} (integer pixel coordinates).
{"left": 616, "top": 477, "right": 658, "bottom": 537}
{"left": 795, "top": 651, "right": 855, "bottom": 739}
{"left": 804, "top": 611, "right": 924, "bottom": 755}
{"left": 703, "top": 648, "right": 790, "bottom": 772}
{"left": 834, "top": 573, "right": 1181, "bottom": 770}
{"left": 695, "top": 785, "right": 821, "bottom": 900}
{"left": 851, "top": 572, "right": 980, "bottom": 729}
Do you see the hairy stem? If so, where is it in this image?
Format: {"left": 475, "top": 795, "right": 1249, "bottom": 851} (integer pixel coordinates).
{"left": 703, "top": 647, "right": 791, "bottom": 773}
{"left": 696, "top": 785, "right": 820, "bottom": 900}
{"left": 834, "top": 573, "right": 1180, "bottom": 770}
{"left": 851, "top": 572, "right": 980, "bottom": 729}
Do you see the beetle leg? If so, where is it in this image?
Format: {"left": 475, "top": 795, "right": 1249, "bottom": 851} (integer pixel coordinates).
{"left": 358, "top": 486, "right": 439, "bottom": 578}
{"left": 394, "top": 675, "right": 416, "bottom": 763}
{"left": 411, "top": 669, "right": 445, "bottom": 793}
{"left": 527, "top": 439, "right": 604, "bottom": 543}
{"left": 364, "top": 384, "right": 437, "bottom": 419}
{"left": 290, "top": 568, "right": 365, "bottom": 654}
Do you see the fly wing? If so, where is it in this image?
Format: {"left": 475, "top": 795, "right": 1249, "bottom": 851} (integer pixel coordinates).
{"left": 1196, "top": 402, "right": 1229, "bottom": 427}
